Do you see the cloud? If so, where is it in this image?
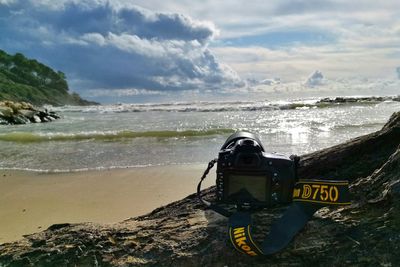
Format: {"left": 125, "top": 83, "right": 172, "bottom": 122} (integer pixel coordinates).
{"left": 132, "top": 1, "right": 400, "bottom": 86}
{"left": 244, "top": 77, "right": 400, "bottom": 100}
{"left": 1, "top": 0, "right": 399, "bottom": 101}
{"left": 245, "top": 77, "right": 280, "bottom": 86}
{"left": 89, "top": 88, "right": 167, "bottom": 97}
{"left": 211, "top": 44, "right": 400, "bottom": 83}
{"left": 0, "top": 0, "right": 243, "bottom": 97}
{"left": 128, "top": 1, "right": 400, "bottom": 39}
{"left": 0, "top": 0, "right": 16, "bottom": 5}
{"left": 397, "top": 67, "right": 400, "bottom": 79}
{"left": 305, "top": 70, "right": 324, "bottom": 87}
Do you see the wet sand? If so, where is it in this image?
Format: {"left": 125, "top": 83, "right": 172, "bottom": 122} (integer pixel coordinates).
{"left": 0, "top": 164, "right": 213, "bottom": 244}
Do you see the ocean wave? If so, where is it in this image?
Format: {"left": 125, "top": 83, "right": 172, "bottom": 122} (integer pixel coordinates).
{"left": 333, "top": 122, "right": 385, "bottom": 129}
{"left": 0, "top": 129, "right": 235, "bottom": 143}
{"left": 49, "top": 96, "right": 399, "bottom": 114}
{"left": 0, "top": 164, "right": 160, "bottom": 173}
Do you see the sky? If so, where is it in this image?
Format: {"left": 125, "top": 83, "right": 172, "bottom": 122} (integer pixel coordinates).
{"left": 0, "top": 0, "right": 399, "bottom": 103}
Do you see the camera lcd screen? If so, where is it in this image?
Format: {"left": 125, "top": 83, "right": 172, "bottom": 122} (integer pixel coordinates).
{"left": 228, "top": 174, "right": 267, "bottom": 202}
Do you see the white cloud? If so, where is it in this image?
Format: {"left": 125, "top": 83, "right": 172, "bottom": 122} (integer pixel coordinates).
{"left": 81, "top": 33, "right": 106, "bottom": 46}
{"left": 0, "top": 0, "right": 17, "bottom": 5}
{"left": 88, "top": 88, "right": 167, "bottom": 97}
{"left": 129, "top": 0, "right": 400, "bottom": 86}
{"left": 105, "top": 33, "right": 166, "bottom": 58}
{"left": 124, "top": 1, "right": 400, "bottom": 38}
{"left": 241, "top": 78, "right": 400, "bottom": 100}
{"left": 211, "top": 43, "right": 400, "bottom": 83}
{"left": 305, "top": 70, "right": 324, "bottom": 87}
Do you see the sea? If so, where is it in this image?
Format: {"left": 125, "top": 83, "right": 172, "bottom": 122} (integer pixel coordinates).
{"left": 0, "top": 96, "right": 399, "bottom": 172}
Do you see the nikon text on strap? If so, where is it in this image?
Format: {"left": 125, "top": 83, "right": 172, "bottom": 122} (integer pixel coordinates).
{"left": 197, "top": 160, "right": 351, "bottom": 256}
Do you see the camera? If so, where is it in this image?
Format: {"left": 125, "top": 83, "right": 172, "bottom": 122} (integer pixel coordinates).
{"left": 216, "top": 131, "right": 297, "bottom": 208}
{"left": 197, "top": 131, "right": 350, "bottom": 256}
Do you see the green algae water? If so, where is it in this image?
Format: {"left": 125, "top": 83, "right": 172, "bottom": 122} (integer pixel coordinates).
{"left": 0, "top": 129, "right": 235, "bottom": 143}
{"left": 0, "top": 97, "right": 399, "bottom": 171}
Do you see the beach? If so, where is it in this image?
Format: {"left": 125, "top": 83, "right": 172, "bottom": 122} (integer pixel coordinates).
{"left": 0, "top": 164, "right": 213, "bottom": 244}
{"left": 1, "top": 97, "right": 399, "bottom": 245}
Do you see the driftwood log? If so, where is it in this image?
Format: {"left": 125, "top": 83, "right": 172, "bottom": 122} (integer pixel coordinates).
{"left": 0, "top": 112, "right": 399, "bottom": 266}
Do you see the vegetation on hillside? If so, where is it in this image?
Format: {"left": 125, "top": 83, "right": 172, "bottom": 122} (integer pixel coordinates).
{"left": 0, "top": 49, "right": 98, "bottom": 106}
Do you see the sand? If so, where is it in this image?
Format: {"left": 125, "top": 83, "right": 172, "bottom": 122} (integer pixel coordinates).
{"left": 0, "top": 164, "right": 214, "bottom": 244}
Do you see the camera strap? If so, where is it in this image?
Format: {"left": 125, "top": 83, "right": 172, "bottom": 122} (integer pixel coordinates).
{"left": 197, "top": 158, "right": 233, "bottom": 217}
{"left": 228, "top": 180, "right": 351, "bottom": 256}
{"left": 197, "top": 160, "right": 351, "bottom": 256}
{"left": 228, "top": 203, "right": 314, "bottom": 256}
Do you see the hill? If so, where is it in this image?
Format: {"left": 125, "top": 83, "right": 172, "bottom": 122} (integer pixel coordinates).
{"left": 0, "top": 49, "right": 98, "bottom": 106}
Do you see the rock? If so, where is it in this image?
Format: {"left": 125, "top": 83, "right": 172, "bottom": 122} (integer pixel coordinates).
{"left": 18, "top": 109, "right": 36, "bottom": 119}
{"left": 13, "top": 115, "right": 30, "bottom": 124}
{"left": 0, "top": 106, "right": 13, "bottom": 117}
{"left": 49, "top": 112, "right": 60, "bottom": 119}
{"left": 0, "top": 112, "right": 400, "bottom": 266}
{"left": 383, "top": 111, "right": 400, "bottom": 130}
{"left": 0, "top": 100, "right": 59, "bottom": 125}
{"left": 47, "top": 223, "right": 71, "bottom": 231}
{"left": 20, "top": 102, "right": 34, "bottom": 110}
{"left": 1, "top": 100, "right": 22, "bottom": 113}
{"left": 316, "top": 96, "right": 399, "bottom": 105}
{"left": 41, "top": 116, "right": 49, "bottom": 122}
{"left": 32, "top": 115, "right": 41, "bottom": 123}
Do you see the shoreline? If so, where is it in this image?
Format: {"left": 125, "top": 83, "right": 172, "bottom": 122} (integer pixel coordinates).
{"left": 0, "top": 164, "right": 214, "bottom": 244}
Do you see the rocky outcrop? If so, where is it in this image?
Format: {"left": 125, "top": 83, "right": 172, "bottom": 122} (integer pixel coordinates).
{"left": 0, "top": 101, "right": 59, "bottom": 125}
{"left": 0, "top": 112, "right": 400, "bottom": 266}
{"left": 279, "top": 96, "right": 400, "bottom": 110}
{"left": 317, "top": 95, "right": 400, "bottom": 104}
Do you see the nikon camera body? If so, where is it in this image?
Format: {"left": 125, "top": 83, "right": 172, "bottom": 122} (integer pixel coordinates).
{"left": 197, "top": 131, "right": 351, "bottom": 256}
{"left": 216, "top": 131, "right": 297, "bottom": 208}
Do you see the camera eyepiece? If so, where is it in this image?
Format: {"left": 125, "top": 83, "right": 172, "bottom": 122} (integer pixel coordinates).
{"left": 221, "top": 131, "right": 265, "bottom": 151}
{"left": 241, "top": 139, "right": 256, "bottom": 146}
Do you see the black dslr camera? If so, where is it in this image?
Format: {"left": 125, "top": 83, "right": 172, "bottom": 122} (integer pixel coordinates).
{"left": 215, "top": 131, "right": 297, "bottom": 208}
{"left": 197, "top": 131, "right": 350, "bottom": 256}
